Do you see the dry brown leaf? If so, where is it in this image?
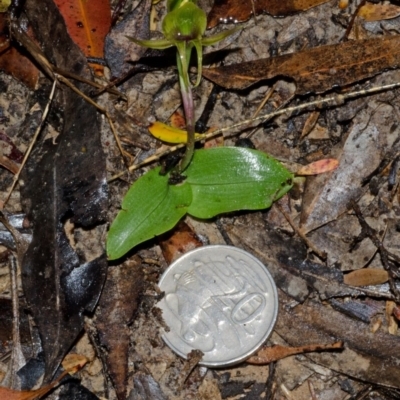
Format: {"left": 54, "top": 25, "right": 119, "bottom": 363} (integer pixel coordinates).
{"left": 0, "top": 155, "right": 19, "bottom": 174}
{"left": 247, "top": 341, "right": 343, "bottom": 364}
{"left": 159, "top": 221, "right": 203, "bottom": 264}
{"left": 203, "top": 35, "right": 400, "bottom": 95}
{"left": 358, "top": 3, "right": 400, "bottom": 21}
{"left": 208, "top": 0, "right": 330, "bottom": 28}
{"left": 61, "top": 353, "right": 88, "bottom": 374}
{"left": 386, "top": 301, "right": 398, "bottom": 335}
{"left": 344, "top": 269, "right": 389, "bottom": 286}
{"left": 300, "top": 111, "right": 320, "bottom": 140}
{"left": 170, "top": 111, "right": 186, "bottom": 130}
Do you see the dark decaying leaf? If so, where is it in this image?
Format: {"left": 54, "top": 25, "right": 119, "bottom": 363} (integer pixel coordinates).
{"left": 19, "top": 0, "right": 108, "bottom": 381}
{"left": 93, "top": 256, "right": 144, "bottom": 400}
{"left": 202, "top": 35, "right": 400, "bottom": 94}
{"left": 59, "top": 378, "right": 99, "bottom": 400}
{"left": 207, "top": 0, "right": 329, "bottom": 28}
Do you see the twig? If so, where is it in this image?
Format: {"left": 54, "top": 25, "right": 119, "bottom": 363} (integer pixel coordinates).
{"left": 53, "top": 66, "right": 126, "bottom": 99}
{"left": 3, "top": 80, "right": 57, "bottom": 207}
{"left": 2, "top": 254, "right": 25, "bottom": 389}
{"left": 343, "top": 0, "right": 367, "bottom": 41}
{"left": 308, "top": 380, "right": 318, "bottom": 400}
{"left": 110, "top": 81, "right": 400, "bottom": 181}
{"left": 265, "top": 362, "right": 276, "bottom": 400}
{"left": 276, "top": 202, "right": 327, "bottom": 260}
{"left": 177, "top": 349, "right": 204, "bottom": 390}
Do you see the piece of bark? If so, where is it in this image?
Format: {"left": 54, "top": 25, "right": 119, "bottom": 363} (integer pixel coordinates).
{"left": 329, "top": 298, "right": 382, "bottom": 323}
{"left": 94, "top": 256, "right": 144, "bottom": 400}
{"left": 276, "top": 290, "right": 400, "bottom": 388}
{"left": 19, "top": 0, "right": 108, "bottom": 381}
{"left": 300, "top": 103, "right": 396, "bottom": 233}
{"left": 202, "top": 35, "right": 400, "bottom": 94}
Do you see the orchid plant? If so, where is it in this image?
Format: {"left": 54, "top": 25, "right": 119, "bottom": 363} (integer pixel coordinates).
{"left": 128, "top": 0, "right": 238, "bottom": 170}
{"left": 106, "top": 1, "right": 294, "bottom": 260}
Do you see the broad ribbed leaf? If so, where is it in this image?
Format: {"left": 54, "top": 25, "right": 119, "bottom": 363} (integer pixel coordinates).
{"left": 186, "top": 147, "right": 293, "bottom": 218}
{"left": 107, "top": 167, "right": 192, "bottom": 260}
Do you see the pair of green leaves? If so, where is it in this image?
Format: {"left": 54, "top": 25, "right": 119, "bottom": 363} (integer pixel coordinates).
{"left": 107, "top": 147, "right": 293, "bottom": 260}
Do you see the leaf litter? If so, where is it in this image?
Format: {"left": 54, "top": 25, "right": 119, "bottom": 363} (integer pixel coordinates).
{"left": 1, "top": 0, "right": 400, "bottom": 398}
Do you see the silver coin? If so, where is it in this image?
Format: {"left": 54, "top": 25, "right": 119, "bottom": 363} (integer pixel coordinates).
{"left": 157, "top": 245, "right": 279, "bottom": 367}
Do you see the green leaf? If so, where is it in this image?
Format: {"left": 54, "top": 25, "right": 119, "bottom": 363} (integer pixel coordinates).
{"left": 185, "top": 147, "right": 294, "bottom": 218}
{"left": 107, "top": 167, "right": 191, "bottom": 260}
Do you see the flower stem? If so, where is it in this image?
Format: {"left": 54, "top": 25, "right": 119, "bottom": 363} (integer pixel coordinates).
{"left": 176, "top": 48, "right": 196, "bottom": 172}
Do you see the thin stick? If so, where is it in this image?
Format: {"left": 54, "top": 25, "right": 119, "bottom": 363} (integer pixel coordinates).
{"left": 276, "top": 202, "right": 327, "bottom": 260}
{"left": 53, "top": 66, "right": 126, "bottom": 99}
{"left": 109, "top": 81, "right": 400, "bottom": 181}
{"left": 9, "top": 254, "right": 25, "bottom": 389}
{"left": 3, "top": 80, "right": 57, "bottom": 207}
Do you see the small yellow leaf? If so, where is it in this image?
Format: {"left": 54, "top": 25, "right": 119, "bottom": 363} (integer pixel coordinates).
{"left": 148, "top": 121, "right": 204, "bottom": 144}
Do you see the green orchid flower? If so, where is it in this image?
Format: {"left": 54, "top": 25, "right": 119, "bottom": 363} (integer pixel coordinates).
{"left": 128, "top": 0, "right": 240, "bottom": 171}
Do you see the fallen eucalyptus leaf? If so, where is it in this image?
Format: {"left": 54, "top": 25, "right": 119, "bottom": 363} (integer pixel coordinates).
{"left": 107, "top": 167, "right": 192, "bottom": 260}
{"left": 186, "top": 147, "right": 293, "bottom": 218}
{"left": 202, "top": 35, "right": 400, "bottom": 94}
